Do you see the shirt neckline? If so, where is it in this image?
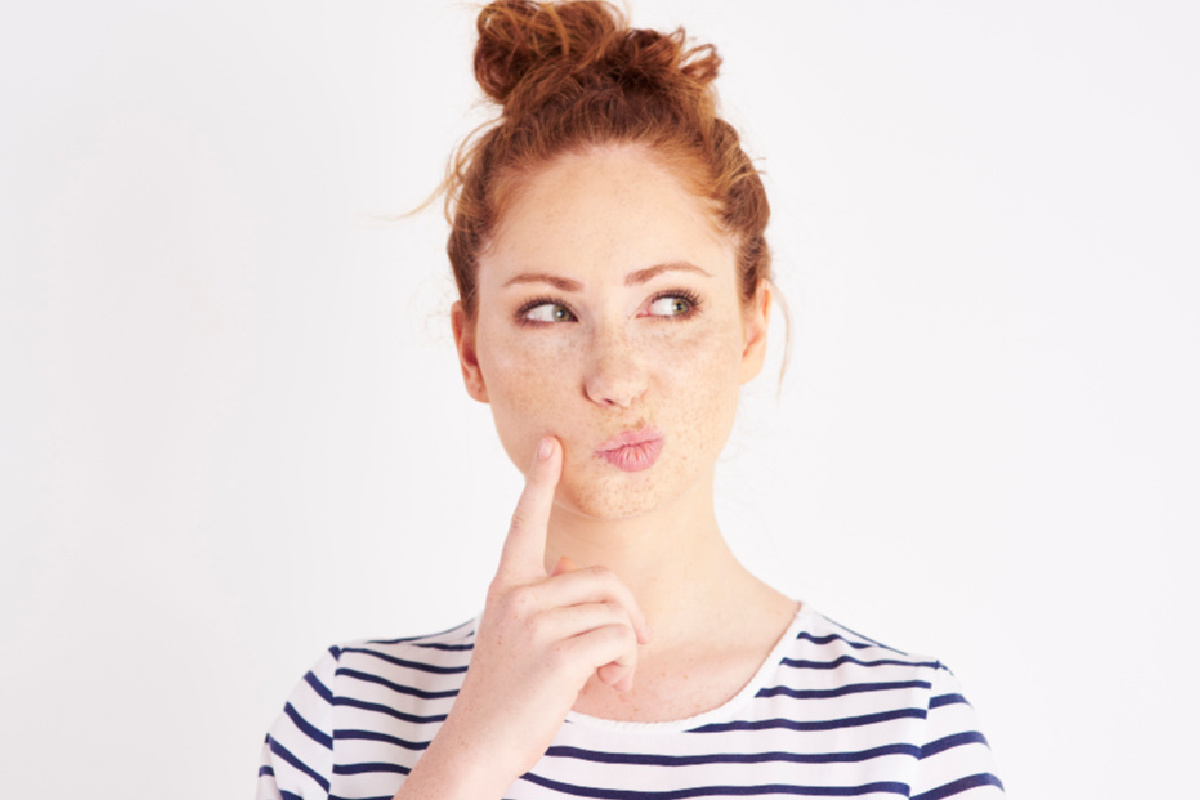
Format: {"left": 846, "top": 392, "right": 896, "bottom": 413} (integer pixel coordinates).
{"left": 562, "top": 601, "right": 811, "bottom": 734}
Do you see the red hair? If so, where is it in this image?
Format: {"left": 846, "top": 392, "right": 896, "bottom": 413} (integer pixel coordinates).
{"left": 445, "top": 0, "right": 771, "bottom": 318}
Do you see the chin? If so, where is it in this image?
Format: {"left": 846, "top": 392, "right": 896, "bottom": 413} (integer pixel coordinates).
{"left": 556, "top": 465, "right": 672, "bottom": 521}
{"left": 559, "top": 492, "right": 658, "bottom": 522}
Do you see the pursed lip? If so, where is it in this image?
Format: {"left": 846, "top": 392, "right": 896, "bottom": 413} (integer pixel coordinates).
{"left": 594, "top": 425, "right": 664, "bottom": 473}
{"left": 595, "top": 425, "right": 664, "bottom": 453}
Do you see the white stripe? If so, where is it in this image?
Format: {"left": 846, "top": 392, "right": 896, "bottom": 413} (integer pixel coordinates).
{"left": 260, "top": 606, "right": 1003, "bottom": 799}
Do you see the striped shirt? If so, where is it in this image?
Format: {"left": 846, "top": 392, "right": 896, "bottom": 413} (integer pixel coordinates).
{"left": 257, "top": 605, "right": 1003, "bottom": 800}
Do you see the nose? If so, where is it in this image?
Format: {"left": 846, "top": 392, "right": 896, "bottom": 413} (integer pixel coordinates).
{"left": 582, "top": 327, "right": 647, "bottom": 410}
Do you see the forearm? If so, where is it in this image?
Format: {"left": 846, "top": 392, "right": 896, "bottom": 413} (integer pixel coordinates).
{"left": 391, "top": 724, "right": 519, "bottom": 800}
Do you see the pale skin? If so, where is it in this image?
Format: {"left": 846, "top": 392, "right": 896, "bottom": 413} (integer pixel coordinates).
{"left": 393, "top": 144, "right": 799, "bottom": 800}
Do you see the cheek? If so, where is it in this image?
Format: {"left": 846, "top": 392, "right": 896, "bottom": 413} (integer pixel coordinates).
{"left": 648, "top": 323, "right": 745, "bottom": 436}
{"left": 475, "top": 317, "right": 746, "bottom": 483}
{"left": 481, "top": 333, "right": 572, "bottom": 405}
{"left": 477, "top": 333, "right": 576, "bottom": 457}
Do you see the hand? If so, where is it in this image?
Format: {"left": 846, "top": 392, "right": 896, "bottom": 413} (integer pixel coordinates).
{"left": 415, "top": 436, "right": 652, "bottom": 796}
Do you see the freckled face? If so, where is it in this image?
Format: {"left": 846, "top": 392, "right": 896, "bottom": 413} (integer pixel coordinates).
{"left": 454, "top": 144, "right": 768, "bottom": 520}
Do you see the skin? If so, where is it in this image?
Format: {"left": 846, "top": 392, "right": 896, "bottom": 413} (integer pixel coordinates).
{"left": 467, "top": 143, "right": 756, "bottom": 523}
{"left": 395, "top": 144, "right": 797, "bottom": 800}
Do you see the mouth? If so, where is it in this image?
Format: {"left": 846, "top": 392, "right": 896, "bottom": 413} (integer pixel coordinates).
{"left": 594, "top": 426, "right": 664, "bottom": 473}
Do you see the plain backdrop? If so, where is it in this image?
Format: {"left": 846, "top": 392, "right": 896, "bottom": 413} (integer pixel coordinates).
{"left": 2, "top": 1, "right": 1197, "bottom": 797}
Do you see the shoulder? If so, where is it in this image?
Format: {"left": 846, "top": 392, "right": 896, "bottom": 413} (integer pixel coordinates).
{"left": 796, "top": 612, "right": 982, "bottom": 712}
{"left": 332, "top": 619, "right": 478, "bottom": 675}
{"left": 280, "top": 618, "right": 479, "bottom": 701}
{"left": 769, "top": 607, "right": 974, "bottom": 725}
{"left": 784, "top": 609, "right": 1005, "bottom": 797}
{"left": 324, "top": 618, "right": 478, "bottom": 705}
{"left": 258, "top": 620, "right": 478, "bottom": 799}
{"left": 785, "top": 607, "right": 947, "bottom": 680}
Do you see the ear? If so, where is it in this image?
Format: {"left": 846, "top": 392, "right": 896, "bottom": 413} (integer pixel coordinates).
{"left": 738, "top": 280, "right": 771, "bottom": 384}
{"left": 451, "top": 301, "right": 489, "bottom": 403}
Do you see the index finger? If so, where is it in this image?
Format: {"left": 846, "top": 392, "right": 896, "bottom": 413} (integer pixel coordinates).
{"left": 495, "top": 436, "right": 562, "bottom": 586}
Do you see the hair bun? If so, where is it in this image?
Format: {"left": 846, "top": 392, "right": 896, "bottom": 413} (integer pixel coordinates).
{"left": 474, "top": 0, "right": 720, "bottom": 109}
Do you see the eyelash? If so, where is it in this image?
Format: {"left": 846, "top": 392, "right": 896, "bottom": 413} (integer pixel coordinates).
{"left": 515, "top": 296, "right": 576, "bottom": 325}
{"left": 515, "top": 290, "right": 703, "bottom": 326}
{"left": 646, "top": 289, "right": 702, "bottom": 320}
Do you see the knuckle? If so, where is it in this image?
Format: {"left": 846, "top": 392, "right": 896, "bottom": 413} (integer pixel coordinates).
{"left": 545, "top": 642, "right": 575, "bottom": 674}
{"left": 589, "top": 566, "right": 631, "bottom": 598}
{"left": 582, "top": 624, "right": 633, "bottom": 662}
{"left": 525, "top": 610, "right": 551, "bottom": 642}
{"left": 622, "top": 624, "right": 638, "bottom": 647}
{"left": 611, "top": 622, "right": 637, "bottom": 649}
{"left": 578, "top": 566, "right": 616, "bottom": 591}
{"left": 601, "top": 601, "right": 628, "bottom": 626}
{"left": 591, "top": 622, "right": 635, "bottom": 656}
{"left": 485, "top": 576, "right": 507, "bottom": 602}
{"left": 506, "top": 584, "right": 539, "bottom": 615}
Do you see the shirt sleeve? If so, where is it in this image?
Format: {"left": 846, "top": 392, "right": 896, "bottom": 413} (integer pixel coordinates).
{"left": 909, "top": 663, "right": 1005, "bottom": 800}
{"left": 257, "top": 647, "right": 340, "bottom": 800}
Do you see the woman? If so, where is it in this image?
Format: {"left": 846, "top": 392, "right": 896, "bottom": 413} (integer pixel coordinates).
{"left": 259, "top": 2, "right": 1004, "bottom": 798}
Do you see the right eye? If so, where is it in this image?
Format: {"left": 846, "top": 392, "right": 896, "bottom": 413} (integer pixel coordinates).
{"left": 521, "top": 301, "right": 577, "bottom": 324}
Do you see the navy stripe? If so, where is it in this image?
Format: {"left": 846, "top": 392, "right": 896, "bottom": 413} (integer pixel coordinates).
{"left": 284, "top": 702, "right": 331, "bottom": 750}
{"left": 338, "top": 666, "right": 459, "bottom": 700}
{"left": 335, "top": 727, "right": 431, "bottom": 752}
{"left": 757, "top": 679, "right": 931, "bottom": 700}
{"left": 920, "top": 731, "right": 989, "bottom": 760}
{"left": 339, "top": 646, "right": 470, "bottom": 675}
{"left": 262, "top": 615, "right": 1001, "bottom": 797}
{"left": 912, "top": 773, "right": 1003, "bottom": 800}
{"left": 280, "top": 791, "right": 302, "bottom": 800}
{"left": 794, "top": 632, "right": 873, "bottom": 650}
{"left": 782, "top": 656, "right": 940, "bottom": 671}
{"left": 333, "top": 695, "right": 448, "bottom": 724}
{"left": 820, "top": 616, "right": 910, "bottom": 655}
{"left": 333, "top": 761, "right": 411, "bottom": 776}
{"left": 523, "top": 772, "right": 909, "bottom": 798}
{"left": 544, "top": 742, "right": 919, "bottom": 766}
{"left": 412, "top": 641, "right": 474, "bottom": 651}
{"left": 692, "top": 707, "right": 926, "bottom": 734}
{"left": 267, "top": 735, "right": 330, "bottom": 792}
{"left": 929, "top": 693, "right": 967, "bottom": 711}
{"left": 304, "top": 670, "right": 333, "bottom": 704}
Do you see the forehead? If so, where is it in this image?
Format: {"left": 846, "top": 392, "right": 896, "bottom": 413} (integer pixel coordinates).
{"left": 479, "top": 144, "right": 735, "bottom": 287}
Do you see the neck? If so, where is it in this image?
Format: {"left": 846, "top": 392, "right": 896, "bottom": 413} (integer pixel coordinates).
{"left": 543, "top": 475, "right": 768, "bottom": 648}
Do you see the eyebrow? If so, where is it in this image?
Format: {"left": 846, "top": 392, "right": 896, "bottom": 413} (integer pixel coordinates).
{"left": 502, "top": 262, "right": 712, "bottom": 291}
{"left": 502, "top": 272, "right": 583, "bottom": 291}
{"left": 624, "top": 262, "right": 712, "bottom": 285}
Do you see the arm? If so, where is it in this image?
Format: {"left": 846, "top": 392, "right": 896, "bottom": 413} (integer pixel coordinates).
{"left": 910, "top": 664, "right": 1005, "bottom": 800}
{"left": 393, "top": 437, "right": 650, "bottom": 800}
{"left": 257, "top": 649, "right": 339, "bottom": 800}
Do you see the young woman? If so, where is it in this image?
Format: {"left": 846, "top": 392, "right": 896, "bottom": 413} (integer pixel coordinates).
{"left": 258, "top": 2, "right": 1004, "bottom": 798}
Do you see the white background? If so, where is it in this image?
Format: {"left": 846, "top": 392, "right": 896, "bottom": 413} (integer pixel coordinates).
{"left": 2, "top": 1, "right": 1197, "bottom": 797}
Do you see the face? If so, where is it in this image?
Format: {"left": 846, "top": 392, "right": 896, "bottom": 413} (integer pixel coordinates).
{"left": 453, "top": 144, "right": 769, "bottom": 520}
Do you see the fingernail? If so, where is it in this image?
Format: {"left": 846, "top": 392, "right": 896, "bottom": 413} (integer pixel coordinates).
{"left": 537, "top": 437, "right": 553, "bottom": 460}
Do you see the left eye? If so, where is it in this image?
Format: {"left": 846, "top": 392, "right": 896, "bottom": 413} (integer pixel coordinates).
{"left": 646, "top": 295, "right": 693, "bottom": 317}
